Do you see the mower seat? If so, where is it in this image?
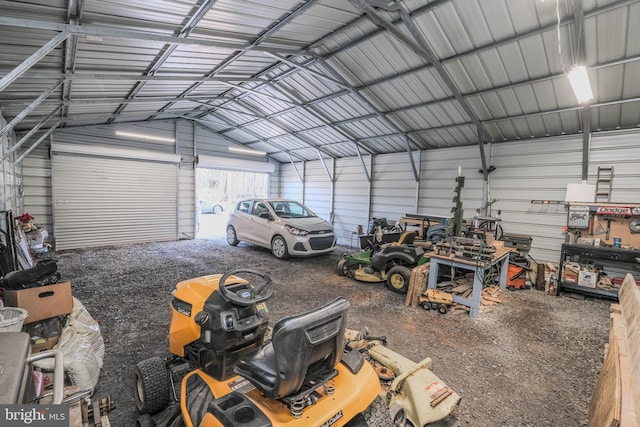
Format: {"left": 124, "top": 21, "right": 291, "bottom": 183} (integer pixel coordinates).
{"left": 234, "top": 297, "right": 350, "bottom": 400}
{"left": 393, "top": 231, "right": 416, "bottom": 245}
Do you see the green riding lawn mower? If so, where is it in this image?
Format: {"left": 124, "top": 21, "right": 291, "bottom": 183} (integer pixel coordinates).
{"left": 337, "top": 231, "right": 429, "bottom": 294}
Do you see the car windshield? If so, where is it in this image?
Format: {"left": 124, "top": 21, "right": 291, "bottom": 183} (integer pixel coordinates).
{"left": 268, "top": 201, "right": 315, "bottom": 218}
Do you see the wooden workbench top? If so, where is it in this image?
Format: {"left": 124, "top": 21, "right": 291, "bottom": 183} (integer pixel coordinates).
{"left": 428, "top": 245, "right": 512, "bottom": 267}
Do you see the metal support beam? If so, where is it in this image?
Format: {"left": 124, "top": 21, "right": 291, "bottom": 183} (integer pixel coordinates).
{"left": 317, "top": 149, "right": 334, "bottom": 183}
{"left": 1, "top": 78, "right": 64, "bottom": 138}
{"left": 0, "top": 17, "right": 301, "bottom": 55}
{"left": 350, "top": 0, "right": 493, "bottom": 146}
{"left": 478, "top": 128, "right": 489, "bottom": 182}
{"left": 287, "top": 152, "right": 304, "bottom": 183}
{"left": 572, "top": 0, "right": 591, "bottom": 182}
{"left": 13, "top": 122, "right": 61, "bottom": 166}
{"left": 405, "top": 137, "right": 419, "bottom": 182}
{"left": 355, "top": 145, "right": 371, "bottom": 183}
{"left": 0, "top": 31, "right": 70, "bottom": 93}
{"left": 581, "top": 106, "right": 591, "bottom": 181}
{"left": 5, "top": 105, "right": 63, "bottom": 159}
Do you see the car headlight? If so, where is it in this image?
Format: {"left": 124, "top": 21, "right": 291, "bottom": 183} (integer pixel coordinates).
{"left": 285, "top": 225, "right": 309, "bottom": 236}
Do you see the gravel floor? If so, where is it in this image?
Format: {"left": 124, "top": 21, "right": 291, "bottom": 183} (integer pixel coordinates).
{"left": 54, "top": 237, "right": 611, "bottom": 426}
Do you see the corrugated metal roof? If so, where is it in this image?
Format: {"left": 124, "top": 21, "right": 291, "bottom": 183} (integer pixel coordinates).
{"left": 1, "top": 0, "right": 639, "bottom": 163}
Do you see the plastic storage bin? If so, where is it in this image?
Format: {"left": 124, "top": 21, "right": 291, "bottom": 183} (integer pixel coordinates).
{"left": 0, "top": 307, "right": 29, "bottom": 332}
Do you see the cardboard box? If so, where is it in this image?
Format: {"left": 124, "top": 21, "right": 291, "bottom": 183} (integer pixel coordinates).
{"left": 578, "top": 270, "right": 597, "bottom": 288}
{"left": 576, "top": 237, "right": 594, "bottom": 245}
{"left": 4, "top": 282, "right": 73, "bottom": 324}
{"left": 31, "top": 336, "right": 59, "bottom": 353}
{"left": 563, "top": 262, "right": 580, "bottom": 283}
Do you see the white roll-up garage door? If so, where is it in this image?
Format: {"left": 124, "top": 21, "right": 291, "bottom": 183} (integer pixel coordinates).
{"left": 51, "top": 143, "right": 180, "bottom": 250}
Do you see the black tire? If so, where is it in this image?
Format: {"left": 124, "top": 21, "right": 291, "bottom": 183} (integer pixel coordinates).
{"left": 386, "top": 265, "right": 412, "bottom": 294}
{"left": 420, "top": 301, "right": 431, "bottom": 311}
{"left": 438, "top": 304, "right": 448, "bottom": 315}
{"left": 226, "top": 226, "right": 239, "bottom": 246}
{"left": 271, "top": 235, "right": 289, "bottom": 259}
{"left": 213, "top": 205, "right": 223, "bottom": 214}
{"left": 337, "top": 259, "right": 348, "bottom": 276}
{"left": 134, "top": 357, "right": 171, "bottom": 414}
{"left": 136, "top": 414, "right": 154, "bottom": 427}
{"left": 168, "top": 414, "right": 185, "bottom": 427}
{"left": 346, "top": 396, "right": 393, "bottom": 427}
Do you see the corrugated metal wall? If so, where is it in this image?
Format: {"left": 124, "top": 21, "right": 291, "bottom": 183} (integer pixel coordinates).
{"left": 177, "top": 121, "right": 196, "bottom": 239}
{"left": 0, "top": 117, "right": 20, "bottom": 214}
{"left": 303, "top": 160, "right": 333, "bottom": 222}
{"left": 334, "top": 156, "right": 371, "bottom": 245}
{"left": 490, "top": 136, "right": 584, "bottom": 263}
{"left": 21, "top": 146, "right": 51, "bottom": 232}
{"left": 419, "top": 146, "right": 485, "bottom": 219}
{"left": 277, "top": 131, "right": 640, "bottom": 264}
{"left": 371, "top": 152, "right": 421, "bottom": 223}
{"left": 19, "top": 119, "right": 274, "bottom": 248}
{"left": 279, "top": 162, "right": 304, "bottom": 201}
{"left": 590, "top": 130, "right": 640, "bottom": 203}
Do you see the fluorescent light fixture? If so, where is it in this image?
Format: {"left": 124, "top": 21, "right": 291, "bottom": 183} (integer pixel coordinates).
{"left": 567, "top": 65, "right": 593, "bottom": 104}
{"left": 229, "top": 146, "right": 266, "bottom": 156}
{"left": 115, "top": 130, "right": 175, "bottom": 143}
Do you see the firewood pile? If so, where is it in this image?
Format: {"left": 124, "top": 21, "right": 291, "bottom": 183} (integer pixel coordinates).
{"left": 405, "top": 266, "right": 503, "bottom": 314}
{"left": 435, "top": 275, "right": 503, "bottom": 314}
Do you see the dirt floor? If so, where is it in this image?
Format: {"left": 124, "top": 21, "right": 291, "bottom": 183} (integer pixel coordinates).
{"left": 54, "top": 233, "right": 611, "bottom": 427}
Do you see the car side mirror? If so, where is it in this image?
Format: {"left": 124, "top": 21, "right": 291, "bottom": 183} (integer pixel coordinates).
{"left": 259, "top": 212, "right": 272, "bottom": 220}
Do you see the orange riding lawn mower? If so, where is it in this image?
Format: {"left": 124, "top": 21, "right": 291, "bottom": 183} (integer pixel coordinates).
{"left": 133, "top": 269, "right": 460, "bottom": 427}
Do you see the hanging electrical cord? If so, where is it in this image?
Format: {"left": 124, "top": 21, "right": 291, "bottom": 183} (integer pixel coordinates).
{"left": 556, "top": 0, "right": 567, "bottom": 73}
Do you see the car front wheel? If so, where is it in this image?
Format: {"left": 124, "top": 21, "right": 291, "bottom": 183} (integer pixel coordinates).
{"left": 226, "top": 226, "right": 239, "bottom": 246}
{"left": 271, "top": 235, "right": 289, "bottom": 259}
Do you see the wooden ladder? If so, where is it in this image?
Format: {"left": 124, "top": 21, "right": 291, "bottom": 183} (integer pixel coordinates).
{"left": 594, "top": 166, "right": 614, "bottom": 202}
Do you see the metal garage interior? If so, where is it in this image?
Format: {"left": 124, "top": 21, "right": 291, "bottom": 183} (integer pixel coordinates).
{"left": 1, "top": 0, "right": 639, "bottom": 262}
{"left": 2, "top": 1, "right": 640, "bottom": 426}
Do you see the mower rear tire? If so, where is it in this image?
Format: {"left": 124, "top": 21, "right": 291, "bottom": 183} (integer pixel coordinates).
{"left": 346, "top": 396, "right": 393, "bottom": 427}
{"left": 134, "top": 357, "right": 171, "bottom": 415}
{"left": 136, "top": 414, "right": 154, "bottom": 427}
{"left": 226, "top": 226, "right": 239, "bottom": 246}
{"left": 271, "top": 235, "right": 290, "bottom": 259}
{"left": 386, "top": 265, "right": 411, "bottom": 294}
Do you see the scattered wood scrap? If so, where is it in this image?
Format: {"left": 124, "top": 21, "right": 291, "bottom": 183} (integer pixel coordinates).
{"left": 405, "top": 263, "right": 429, "bottom": 307}
{"left": 429, "top": 274, "right": 504, "bottom": 315}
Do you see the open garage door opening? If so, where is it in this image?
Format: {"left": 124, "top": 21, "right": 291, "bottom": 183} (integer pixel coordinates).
{"left": 196, "top": 168, "right": 268, "bottom": 239}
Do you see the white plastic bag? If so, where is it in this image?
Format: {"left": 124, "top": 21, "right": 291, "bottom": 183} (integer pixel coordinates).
{"left": 33, "top": 297, "right": 105, "bottom": 393}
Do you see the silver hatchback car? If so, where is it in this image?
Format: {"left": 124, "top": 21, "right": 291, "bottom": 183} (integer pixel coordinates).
{"left": 226, "top": 198, "right": 336, "bottom": 259}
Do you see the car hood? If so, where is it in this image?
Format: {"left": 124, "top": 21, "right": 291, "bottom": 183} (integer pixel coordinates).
{"left": 281, "top": 216, "right": 333, "bottom": 232}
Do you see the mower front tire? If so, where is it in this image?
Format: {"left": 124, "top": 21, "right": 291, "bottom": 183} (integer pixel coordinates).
{"left": 337, "top": 259, "right": 349, "bottom": 276}
{"left": 134, "top": 357, "right": 171, "bottom": 415}
{"left": 386, "top": 265, "right": 412, "bottom": 294}
{"left": 346, "top": 396, "right": 393, "bottom": 427}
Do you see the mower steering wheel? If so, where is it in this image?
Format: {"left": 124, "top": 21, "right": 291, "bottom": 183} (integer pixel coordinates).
{"left": 218, "top": 269, "right": 274, "bottom": 307}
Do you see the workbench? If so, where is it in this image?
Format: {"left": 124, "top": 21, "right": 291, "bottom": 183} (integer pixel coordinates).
{"left": 426, "top": 247, "right": 511, "bottom": 317}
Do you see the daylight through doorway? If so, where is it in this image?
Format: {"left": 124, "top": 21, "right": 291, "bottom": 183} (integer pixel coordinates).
{"left": 196, "top": 169, "right": 268, "bottom": 239}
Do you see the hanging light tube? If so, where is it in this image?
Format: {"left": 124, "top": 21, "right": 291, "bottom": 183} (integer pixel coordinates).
{"left": 115, "top": 130, "right": 175, "bottom": 143}
{"left": 229, "top": 146, "right": 266, "bottom": 156}
{"left": 567, "top": 65, "right": 594, "bottom": 104}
